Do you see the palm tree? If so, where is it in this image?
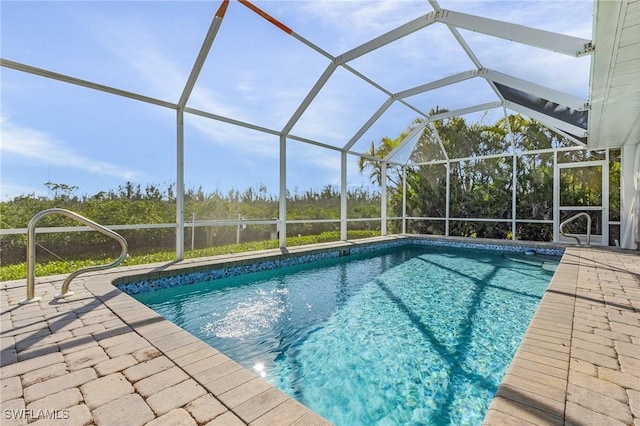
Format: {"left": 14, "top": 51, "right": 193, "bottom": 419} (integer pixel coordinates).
{"left": 357, "top": 132, "right": 407, "bottom": 187}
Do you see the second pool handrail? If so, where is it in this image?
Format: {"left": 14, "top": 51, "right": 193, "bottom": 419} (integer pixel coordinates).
{"left": 559, "top": 212, "right": 592, "bottom": 246}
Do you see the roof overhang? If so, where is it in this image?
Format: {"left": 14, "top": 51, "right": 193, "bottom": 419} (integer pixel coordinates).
{"left": 588, "top": 0, "right": 640, "bottom": 149}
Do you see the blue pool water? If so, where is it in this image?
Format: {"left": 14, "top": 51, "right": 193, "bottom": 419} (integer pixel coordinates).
{"left": 133, "top": 246, "right": 558, "bottom": 425}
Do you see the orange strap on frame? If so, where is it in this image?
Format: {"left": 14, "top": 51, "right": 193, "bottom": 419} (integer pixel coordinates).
{"left": 238, "top": 0, "right": 293, "bottom": 35}
{"left": 215, "top": 0, "right": 230, "bottom": 18}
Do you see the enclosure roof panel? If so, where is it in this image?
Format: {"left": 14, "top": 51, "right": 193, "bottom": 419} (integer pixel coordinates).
{"left": 3, "top": 0, "right": 634, "bottom": 200}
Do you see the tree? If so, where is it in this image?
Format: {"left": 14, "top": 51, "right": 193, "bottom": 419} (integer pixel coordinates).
{"left": 358, "top": 132, "right": 408, "bottom": 188}
{"left": 359, "top": 112, "right": 575, "bottom": 240}
{"left": 44, "top": 181, "right": 78, "bottom": 201}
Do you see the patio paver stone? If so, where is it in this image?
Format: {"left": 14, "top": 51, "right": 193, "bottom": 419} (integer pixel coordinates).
{"left": 1, "top": 239, "right": 638, "bottom": 426}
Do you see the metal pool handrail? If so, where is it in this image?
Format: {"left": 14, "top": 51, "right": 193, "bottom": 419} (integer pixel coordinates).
{"left": 22, "top": 208, "right": 128, "bottom": 304}
{"left": 559, "top": 212, "right": 592, "bottom": 246}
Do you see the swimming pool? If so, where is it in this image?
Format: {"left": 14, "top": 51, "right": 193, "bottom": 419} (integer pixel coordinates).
{"left": 131, "top": 243, "right": 559, "bottom": 425}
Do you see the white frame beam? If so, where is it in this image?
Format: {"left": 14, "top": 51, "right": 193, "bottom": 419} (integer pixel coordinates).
{"left": 445, "top": 162, "right": 451, "bottom": 235}
{"left": 549, "top": 127, "right": 588, "bottom": 147}
{"left": 410, "top": 145, "right": 587, "bottom": 167}
{"left": 481, "top": 68, "right": 588, "bottom": 112}
{"left": 504, "top": 101, "right": 588, "bottom": 138}
{"left": 428, "top": 0, "right": 509, "bottom": 117}
{"left": 279, "top": 135, "right": 287, "bottom": 248}
{"left": 384, "top": 101, "right": 526, "bottom": 166}
{"left": 395, "top": 69, "right": 479, "bottom": 99}
{"left": 503, "top": 106, "right": 517, "bottom": 240}
{"left": 282, "top": 62, "right": 336, "bottom": 135}
{"left": 176, "top": 110, "right": 185, "bottom": 259}
{"left": 240, "top": 1, "right": 434, "bottom": 123}
{"left": 178, "top": 1, "right": 229, "bottom": 108}
{"left": 430, "top": 101, "right": 503, "bottom": 121}
{"left": 340, "top": 152, "right": 348, "bottom": 241}
{"left": 174, "top": 0, "right": 229, "bottom": 259}
{"left": 428, "top": 1, "right": 483, "bottom": 69}
{"left": 346, "top": 70, "right": 480, "bottom": 155}
{"left": 343, "top": 97, "right": 395, "bottom": 151}
{"left": 337, "top": 12, "right": 439, "bottom": 64}
{"left": 402, "top": 166, "right": 407, "bottom": 234}
{"left": 384, "top": 121, "right": 428, "bottom": 162}
{"left": 435, "top": 9, "right": 593, "bottom": 57}
{"left": 1, "top": 59, "right": 176, "bottom": 109}
{"left": 432, "top": 124, "right": 450, "bottom": 162}
{"left": 381, "top": 163, "right": 388, "bottom": 235}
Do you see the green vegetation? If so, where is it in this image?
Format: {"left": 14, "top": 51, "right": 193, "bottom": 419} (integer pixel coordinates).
{"left": 359, "top": 112, "right": 620, "bottom": 242}
{"left": 0, "top": 230, "right": 379, "bottom": 281}
{"left": 0, "top": 180, "right": 381, "bottom": 279}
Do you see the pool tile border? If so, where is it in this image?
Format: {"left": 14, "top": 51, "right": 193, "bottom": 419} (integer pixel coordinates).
{"left": 117, "top": 236, "right": 565, "bottom": 295}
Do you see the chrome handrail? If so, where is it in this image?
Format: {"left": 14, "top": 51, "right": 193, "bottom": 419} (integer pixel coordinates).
{"left": 559, "top": 212, "right": 592, "bottom": 246}
{"left": 22, "top": 208, "right": 128, "bottom": 304}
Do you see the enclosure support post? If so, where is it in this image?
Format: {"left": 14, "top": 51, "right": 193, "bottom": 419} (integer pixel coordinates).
{"left": 620, "top": 143, "right": 640, "bottom": 249}
{"left": 176, "top": 109, "right": 185, "bottom": 260}
{"left": 381, "top": 162, "right": 388, "bottom": 236}
{"left": 191, "top": 213, "right": 195, "bottom": 251}
{"left": 553, "top": 151, "right": 559, "bottom": 242}
{"left": 504, "top": 105, "right": 517, "bottom": 241}
{"left": 512, "top": 154, "right": 517, "bottom": 240}
{"left": 603, "top": 149, "right": 610, "bottom": 246}
{"left": 340, "top": 151, "right": 348, "bottom": 241}
{"left": 279, "top": 135, "right": 287, "bottom": 248}
{"left": 402, "top": 166, "right": 407, "bottom": 234}
{"left": 174, "top": 3, "right": 229, "bottom": 260}
{"left": 445, "top": 161, "right": 451, "bottom": 236}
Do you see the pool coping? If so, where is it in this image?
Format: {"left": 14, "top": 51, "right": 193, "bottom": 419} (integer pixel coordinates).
{"left": 1, "top": 235, "right": 638, "bottom": 425}
{"left": 113, "top": 234, "right": 564, "bottom": 295}
{"left": 484, "top": 245, "right": 640, "bottom": 425}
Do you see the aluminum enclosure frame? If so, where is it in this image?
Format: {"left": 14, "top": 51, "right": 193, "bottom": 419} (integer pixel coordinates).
{"left": 2, "top": 0, "right": 636, "bottom": 253}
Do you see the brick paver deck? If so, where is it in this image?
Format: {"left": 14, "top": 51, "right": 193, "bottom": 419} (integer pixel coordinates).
{"left": 484, "top": 247, "right": 640, "bottom": 426}
{"left": 1, "top": 241, "right": 638, "bottom": 425}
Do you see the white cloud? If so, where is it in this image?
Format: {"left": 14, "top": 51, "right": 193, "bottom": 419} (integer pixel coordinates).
{"left": 295, "top": 1, "right": 430, "bottom": 50}
{"left": 290, "top": 141, "right": 342, "bottom": 171}
{"left": 235, "top": 71, "right": 257, "bottom": 98}
{"left": 188, "top": 85, "right": 252, "bottom": 125}
{"left": 93, "top": 9, "right": 316, "bottom": 131}
{"left": 90, "top": 14, "right": 289, "bottom": 153}
{"left": 290, "top": 94, "right": 356, "bottom": 144}
{"left": 0, "top": 117, "right": 142, "bottom": 180}
{"left": 186, "top": 114, "right": 280, "bottom": 158}
{"left": 92, "top": 19, "right": 188, "bottom": 103}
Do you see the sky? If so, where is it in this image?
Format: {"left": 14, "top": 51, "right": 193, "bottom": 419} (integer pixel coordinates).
{"left": 0, "top": 0, "right": 594, "bottom": 201}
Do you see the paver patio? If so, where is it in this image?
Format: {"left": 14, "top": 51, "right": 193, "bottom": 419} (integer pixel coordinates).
{"left": 1, "top": 240, "right": 638, "bottom": 425}
{"left": 484, "top": 246, "right": 640, "bottom": 426}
